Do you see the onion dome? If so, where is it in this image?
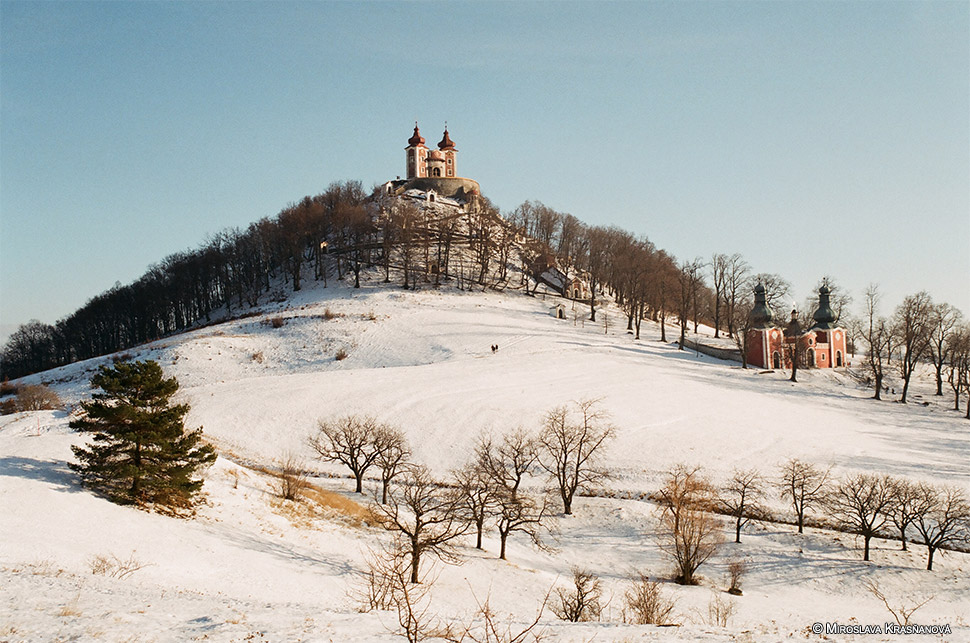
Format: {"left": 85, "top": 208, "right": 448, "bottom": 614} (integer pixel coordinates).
{"left": 408, "top": 123, "right": 426, "bottom": 147}
{"left": 784, "top": 310, "right": 802, "bottom": 338}
{"left": 812, "top": 284, "right": 837, "bottom": 329}
{"left": 438, "top": 128, "right": 456, "bottom": 150}
{"left": 748, "top": 283, "right": 773, "bottom": 329}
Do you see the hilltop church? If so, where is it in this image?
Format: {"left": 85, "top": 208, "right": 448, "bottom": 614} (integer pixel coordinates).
{"left": 383, "top": 123, "right": 483, "bottom": 209}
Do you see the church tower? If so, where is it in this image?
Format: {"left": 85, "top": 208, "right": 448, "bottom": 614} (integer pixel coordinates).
{"left": 438, "top": 127, "right": 457, "bottom": 178}
{"left": 405, "top": 123, "right": 428, "bottom": 179}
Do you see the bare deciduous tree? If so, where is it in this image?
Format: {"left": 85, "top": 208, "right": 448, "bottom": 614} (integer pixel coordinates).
{"left": 551, "top": 568, "right": 602, "bottom": 622}
{"left": 929, "top": 303, "right": 962, "bottom": 397}
{"left": 375, "top": 424, "right": 411, "bottom": 504}
{"left": 945, "top": 324, "right": 970, "bottom": 416}
{"left": 309, "top": 415, "right": 383, "bottom": 493}
{"left": 778, "top": 458, "right": 829, "bottom": 534}
{"left": 495, "top": 488, "right": 549, "bottom": 561}
{"left": 854, "top": 285, "right": 892, "bottom": 400}
{"left": 863, "top": 579, "right": 934, "bottom": 627}
{"left": 453, "top": 460, "right": 500, "bottom": 550}
{"left": 657, "top": 465, "right": 721, "bottom": 585}
{"left": 828, "top": 473, "right": 895, "bottom": 561}
{"left": 718, "top": 469, "right": 766, "bottom": 544}
{"left": 893, "top": 291, "right": 934, "bottom": 404}
{"left": 910, "top": 484, "right": 970, "bottom": 571}
{"left": 888, "top": 477, "right": 920, "bottom": 551}
{"left": 537, "top": 399, "right": 615, "bottom": 516}
{"left": 477, "top": 429, "right": 538, "bottom": 499}
{"left": 374, "top": 465, "right": 468, "bottom": 583}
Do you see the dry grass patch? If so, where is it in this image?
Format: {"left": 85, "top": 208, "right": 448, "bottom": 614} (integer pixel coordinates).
{"left": 303, "top": 483, "right": 382, "bottom": 528}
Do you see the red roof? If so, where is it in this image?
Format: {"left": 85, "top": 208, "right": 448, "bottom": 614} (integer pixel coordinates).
{"left": 438, "top": 128, "right": 456, "bottom": 150}
{"left": 408, "top": 124, "right": 426, "bottom": 147}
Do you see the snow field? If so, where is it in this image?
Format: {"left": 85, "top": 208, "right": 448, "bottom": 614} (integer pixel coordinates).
{"left": 2, "top": 275, "right": 969, "bottom": 641}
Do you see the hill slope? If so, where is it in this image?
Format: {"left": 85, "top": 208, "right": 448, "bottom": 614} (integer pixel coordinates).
{"left": 2, "top": 277, "right": 968, "bottom": 642}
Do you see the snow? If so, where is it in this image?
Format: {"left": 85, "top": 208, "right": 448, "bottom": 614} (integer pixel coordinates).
{"left": 2, "top": 275, "right": 968, "bottom": 642}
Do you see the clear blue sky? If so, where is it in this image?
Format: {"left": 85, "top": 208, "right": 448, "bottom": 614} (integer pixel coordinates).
{"left": 2, "top": 1, "right": 968, "bottom": 341}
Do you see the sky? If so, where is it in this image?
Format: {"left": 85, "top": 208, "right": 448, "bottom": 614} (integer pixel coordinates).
{"left": 1, "top": 1, "right": 968, "bottom": 342}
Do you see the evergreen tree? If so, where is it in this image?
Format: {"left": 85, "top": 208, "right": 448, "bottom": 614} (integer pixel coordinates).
{"left": 70, "top": 360, "right": 216, "bottom": 509}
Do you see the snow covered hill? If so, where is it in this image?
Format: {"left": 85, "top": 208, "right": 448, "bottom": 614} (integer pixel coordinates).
{"left": 2, "top": 276, "right": 968, "bottom": 642}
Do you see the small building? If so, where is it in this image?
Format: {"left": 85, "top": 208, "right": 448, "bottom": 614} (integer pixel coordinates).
{"left": 746, "top": 283, "right": 847, "bottom": 370}
{"left": 566, "top": 276, "right": 590, "bottom": 301}
{"left": 551, "top": 303, "right": 567, "bottom": 319}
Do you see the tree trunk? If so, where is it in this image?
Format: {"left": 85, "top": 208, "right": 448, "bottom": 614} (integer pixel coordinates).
{"left": 735, "top": 516, "right": 742, "bottom": 543}
{"left": 499, "top": 532, "right": 508, "bottom": 560}
{"left": 475, "top": 522, "right": 483, "bottom": 550}
{"left": 354, "top": 473, "right": 363, "bottom": 494}
{"left": 926, "top": 546, "right": 935, "bottom": 571}
{"left": 873, "top": 372, "right": 883, "bottom": 400}
{"left": 410, "top": 547, "right": 421, "bottom": 583}
{"left": 863, "top": 535, "right": 871, "bottom": 561}
{"left": 899, "top": 526, "right": 907, "bottom": 551}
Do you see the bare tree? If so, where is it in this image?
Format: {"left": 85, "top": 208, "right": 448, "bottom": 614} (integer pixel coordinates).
{"left": 863, "top": 579, "right": 934, "bottom": 627}
{"left": 718, "top": 469, "right": 766, "bottom": 543}
{"left": 373, "top": 465, "right": 468, "bottom": 583}
{"left": 677, "top": 258, "right": 705, "bottom": 350}
{"left": 551, "top": 568, "right": 602, "bottom": 622}
{"left": 657, "top": 465, "right": 721, "bottom": 585}
{"left": 723, "top": 255, "right": 751, "bottom": 337}
{"left": 309, "top": 415, "right": 383, "bottom": 493}
{"left": 778, "top": 458, "right": 829, "bottom": 534}
{"left": 828, "top": 473, "right": 895, "bottom": 561}
{"left": 945, "top": 324, "right": 970, "bottom": 416}
{"left": 910, "top": 484, "right": 970, "bottom": 571}
{"left": 357, "top": 538, "right": 437, "bottom": 642}
{"left": 537, "top": 399, "right": 615, "bottom": 516}
{"left": 854, "top": 285, "right": 892, "bottom": 400}
{"left": 375, "top": 424, "right": 411, "bottom": 504}
{"left": 710, "top": 253, "right": 729, "bottom": 338}
{"left": 893, "top": 291, "right": 934, "bottom": 404}
{"left": 929, "top": 303, "right": 962, "bottom": 397}
{"left": 477, "top": 429, "right": 538, "bottom": 499}
{"left": 495, "top": 488, "right": 549, "bottom": 561}
{"left": 453, "top": 460, "right": 500, "bottom": 550}
{"left": 888, "top": 477, "right": 920, "bottom": 551}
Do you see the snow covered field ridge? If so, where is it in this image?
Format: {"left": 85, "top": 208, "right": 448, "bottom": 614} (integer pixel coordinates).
{"left": 2, "top": 277, "right": 968, "bottom": 642}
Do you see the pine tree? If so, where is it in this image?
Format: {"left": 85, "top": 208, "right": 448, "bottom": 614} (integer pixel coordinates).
{"left": 70, "top": 360, "right": 216, "bottom": 509}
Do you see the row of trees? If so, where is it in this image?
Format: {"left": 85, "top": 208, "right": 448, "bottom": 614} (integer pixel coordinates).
{"left": 853, "top": 286, "right": 970, "bottom": 413}
{"left": 683, "top": 459, "right": 970, "bottom": 586}
{"left": 310, "top": 400, "right": 615, "bottom": 582}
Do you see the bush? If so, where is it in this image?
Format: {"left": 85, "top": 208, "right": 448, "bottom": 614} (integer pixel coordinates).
{"left": 0, "top": 377, "right": 16, "bottom": 396}
{"left": 622, "top": 572, "right": 676, "bottom": 625}
{"left": 273, "top": 453, "right": 309, "bottom": 501}
{"left": 270, "top": 316, "right": 285, "bottom": 329}
{"left": 335, "top": 348, "right": 349, "bottom": 361}
{"left": 16, "top": 384, "right": 62, "bottom": 411}
{"left": 551, "top": 568, "right": 602, "bottom": 622}
{"left": 727, "top": 559, "right": 746, "bottom": 596}
{"left": 0, "top": 399, "right": 18, "bottom": 415}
